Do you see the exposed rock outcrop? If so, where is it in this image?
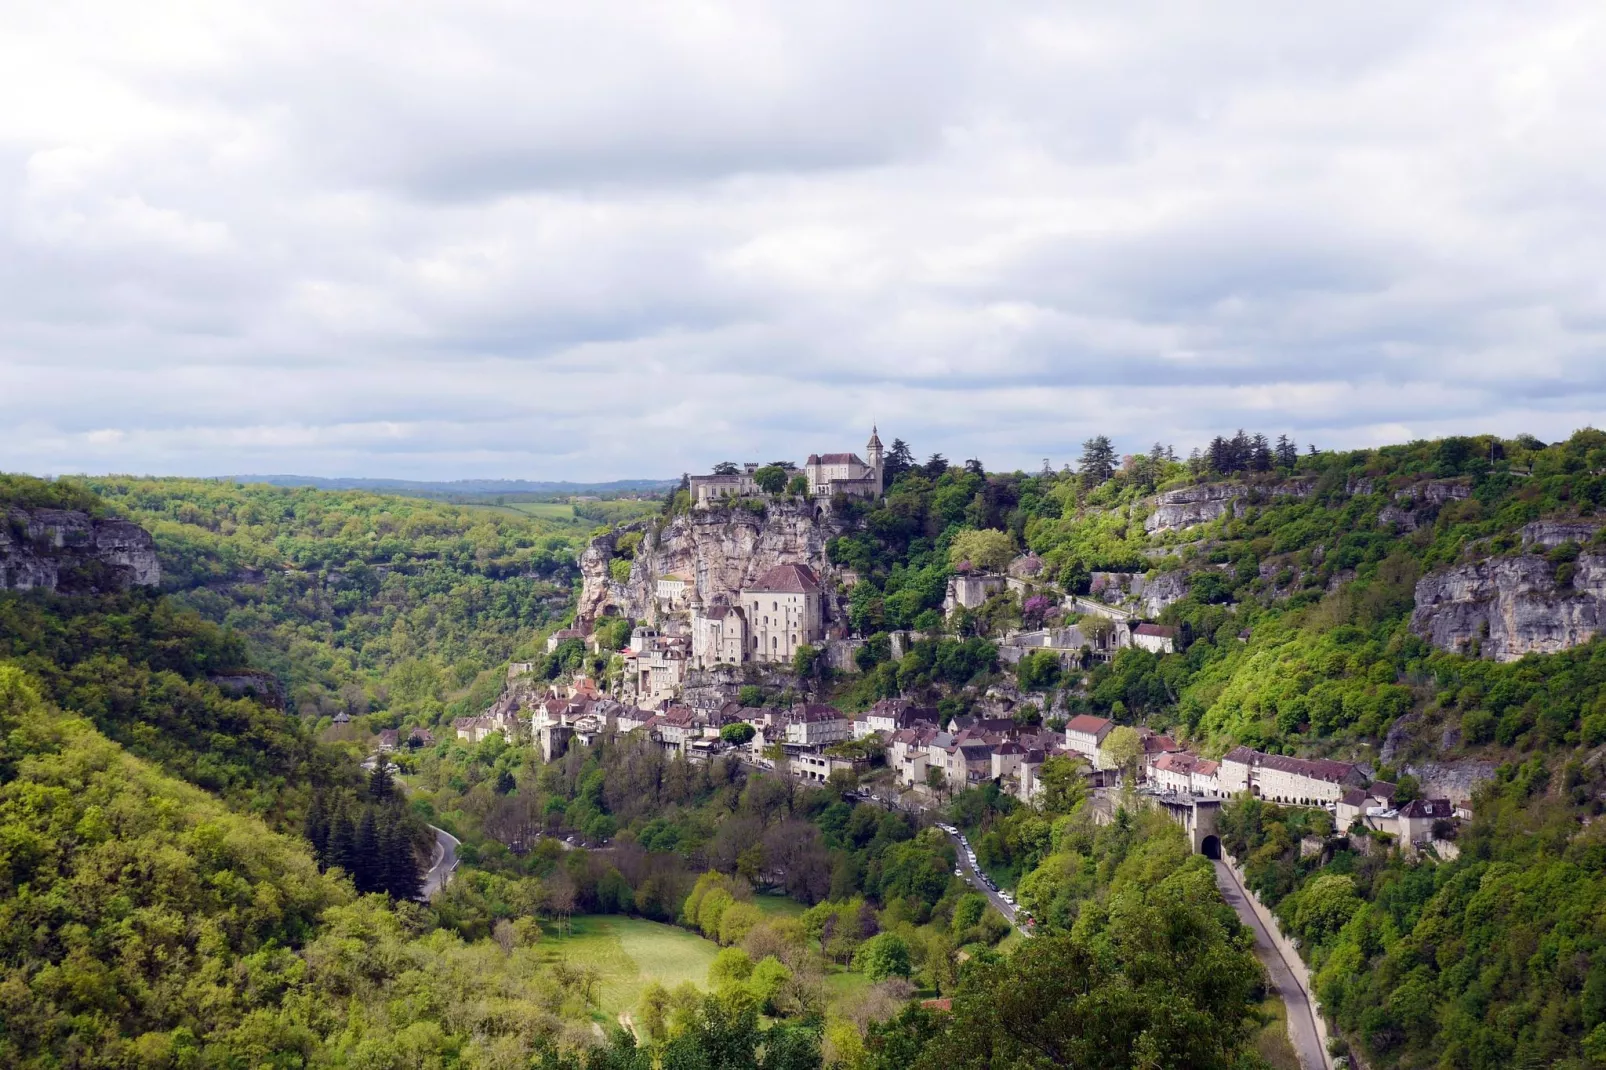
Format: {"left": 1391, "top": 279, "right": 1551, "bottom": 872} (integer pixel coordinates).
{"left": 1401, "top": 759, "right": 1498, "bottom": 807}
{"left": 1411, "top": 552, "right": 1606, "bottom": 661}
{"left": 1144, "top": 479, "right": 1315, "bottom": 534}
{"left": 577, "top": 502, "right": 844, "bottom": 628}
{"left": 1, "top": 508, "right": 160, "bottom": 592}
{"left": 1521, "top": 520, "right": 1600, "bottom": 549}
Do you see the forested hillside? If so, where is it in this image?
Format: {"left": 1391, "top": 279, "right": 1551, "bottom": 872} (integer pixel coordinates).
{"left": 80, "top": 477, "right": 581, "bottom": 730}
{"left": 816, "top": 428, "right": 1606, "bottom": 1069}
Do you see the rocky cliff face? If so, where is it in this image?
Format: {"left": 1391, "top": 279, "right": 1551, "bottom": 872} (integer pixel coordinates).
{"left": 1144, "top": 479, "right": 1314, "bottom": 534}
{"left": 1411, "top": 552, "right": 1606, "bottom": 662}
{"left": 1, "top": 508, "right": 160, "bottom": 592}
{"left": 577, "top": 502, "right": 844, "bottom": 627}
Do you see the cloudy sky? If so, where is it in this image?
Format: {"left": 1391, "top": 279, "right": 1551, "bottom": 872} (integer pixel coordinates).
{"left": 2, "top": 1, "right": 1604, "bottom": 481}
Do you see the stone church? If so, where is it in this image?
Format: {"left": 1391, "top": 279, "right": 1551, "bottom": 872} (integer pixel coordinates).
{"left": 690, "top": 562, "right": 826, "bottom": 668}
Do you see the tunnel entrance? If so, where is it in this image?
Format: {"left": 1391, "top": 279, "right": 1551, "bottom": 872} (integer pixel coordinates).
{"left": 1201, "top": 835, "right": 1221, "bottom": 860}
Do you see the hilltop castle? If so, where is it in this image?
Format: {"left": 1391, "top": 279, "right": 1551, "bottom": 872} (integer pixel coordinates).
{"left": 688, "top": 428, "right": 884, "bottom": 509}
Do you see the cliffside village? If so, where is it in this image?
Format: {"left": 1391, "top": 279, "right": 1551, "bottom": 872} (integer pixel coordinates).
{"left": 435, "top": 433, "right": 1468, "bottom": 859}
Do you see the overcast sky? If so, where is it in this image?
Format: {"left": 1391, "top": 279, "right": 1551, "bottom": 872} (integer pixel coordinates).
{"left": 2, "top": 2, "right": 1604, "bottom": 481}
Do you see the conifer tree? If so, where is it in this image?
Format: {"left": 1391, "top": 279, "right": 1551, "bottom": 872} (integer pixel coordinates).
{"left": 304, "top": 792, "right": 329, "bottom": 863}
{"left": 354, "top": 808, "right": 380, "bottom": 894}
{"left": 368, "top": 756, "right": 393, "bottom": 800}
{"left": 328, "top": 807, "right": 357, "bottom": 877}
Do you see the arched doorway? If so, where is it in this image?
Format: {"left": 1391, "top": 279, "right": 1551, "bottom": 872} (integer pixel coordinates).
{"left": 1201, "top": 835, "right": 1221, "bottom": 860}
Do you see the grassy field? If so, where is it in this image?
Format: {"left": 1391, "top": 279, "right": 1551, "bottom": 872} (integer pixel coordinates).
{"left": 754, "top": 894, "right": 807, "bottom": 918}
{"left": 534, "top": 915, "right": 722, "bottom": 1017}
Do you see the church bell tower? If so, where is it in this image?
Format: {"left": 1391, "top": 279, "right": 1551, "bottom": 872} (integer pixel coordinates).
{"left": 866, "top": 426, "right": 884, "bottom": 495}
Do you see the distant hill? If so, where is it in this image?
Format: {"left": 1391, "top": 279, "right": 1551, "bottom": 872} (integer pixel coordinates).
{"left": 223, "top": 474, "right": 678, "bottom": 497}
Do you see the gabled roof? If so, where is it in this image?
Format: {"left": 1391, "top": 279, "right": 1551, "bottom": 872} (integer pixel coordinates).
{"left": 809, "top": 453, "right": 865, "bottom": 466}
{"left": 1065, "top": 714, "right": 1114, "bottom": 736}
{"left": 1223, "top": 745, "right": 1257, "bottom": 764}
{"left": 1400, "top": 798, "right": 1454, "bottom": 819}
{"left": 1133, "top": 623, "right": 1178, "bottom": 638}
{"left": 746, "top": 563, "right": 822, "bottom": 594}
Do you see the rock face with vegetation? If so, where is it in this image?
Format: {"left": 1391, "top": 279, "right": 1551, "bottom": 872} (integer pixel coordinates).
{"left": 578, "top": 501, "right": 842, "bottom": 626}
{"left": 0, "top": 507, "right": 159, "bottom": 591}
{"left": 1411, "top": 551, "right": 1606, "bottom": 661}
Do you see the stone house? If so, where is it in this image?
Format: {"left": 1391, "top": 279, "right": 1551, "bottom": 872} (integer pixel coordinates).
{"left": 783, "top": 704, "right": 852, "bottom": 747}
{"left": 1064, "top": 714, "right": 1114, "bottom": 764}
{"left": 1190, "top": 758, "right": 1221, "bottom": 797}
{"left": 1130, "top": 623, "right": 1178, "bottom": 654}
{"left": 1150, "top": 751, "right": 1198, "bottom": 795}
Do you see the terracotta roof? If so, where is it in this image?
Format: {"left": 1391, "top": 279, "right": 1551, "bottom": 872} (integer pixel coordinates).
{"left": 1141, "top": 733, "right": 1181, "bottom": 755}
{"left": 1154, "top": 751, "right": 1198, "bottom": 773}
{"left": 1193, "top": 759, "right": 1219, "bottom": 776}
{"left": 1065, "top": 714, "right": 1114, "bottom": 736}
{"left": 747, "top": 563, "right": 822, "bottom": 593}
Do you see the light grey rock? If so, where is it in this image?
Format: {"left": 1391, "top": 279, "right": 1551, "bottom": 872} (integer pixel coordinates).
{"left": 578, "top": 501, "right": 841, "bottom": 627}
{"left": 1, "top": 508, "right": 160, "bottom": 592}
{"left": 1521, "top": 520, "right": 1600, "bottom": 550}
{"left": 1411, "top": 552, "right": 1606, "bottom": 661}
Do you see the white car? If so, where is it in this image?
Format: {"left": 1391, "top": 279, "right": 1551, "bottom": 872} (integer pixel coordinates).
{"left": 954, "top": 867, "right": 963, "bottom": 876}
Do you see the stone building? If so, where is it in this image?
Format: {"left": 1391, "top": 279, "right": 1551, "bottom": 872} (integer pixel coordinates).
{"left": 1063, "top": 714, "right": 1114, "bottom": 765}
{"left": 689, "top": 428, "right": 884, "bottom": 509}
{"left": 742, "top": 563, "right": 825, "bottom": 664}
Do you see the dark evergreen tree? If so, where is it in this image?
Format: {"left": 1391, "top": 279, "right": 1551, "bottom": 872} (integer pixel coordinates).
{"left": 494, "top": 768, "right": 516, "bottom": 795}
{"left": 1207, "top": 435, "right": 1231, "bottom": 474}
{"left": 382, "top": 814, "right": 424, "bottom": 900}
{"left": 1229, "top": 429, "right": 1252, "bottom": 473}
{"left": 304, "top": 792, "right": 329, "bottom": 863}
{"left": 1275, "top": 434, "right": 1299, "bottom": 468}
{"left": 1250, "top": 433, "right": 1273, "bottom": 472}
{"left": 922, "top": 453, "right": 949, "bottom": 479}
{"left": 883, "top": 438, "right": 915, "bottom": 484}
{"left": 354, "top": 807, "right": 380, "bottom": 894}
{"left": 327, "top": 807, "right": 357, "bottom": 877}
{"left": 1077, "top": 436, "right": 1116, "bottom": 487}
{"left": 368, "top": 755, "right": 393, "bottom": 800}
{"left": 963, "top": 458, "right": 985, "bottom": 477}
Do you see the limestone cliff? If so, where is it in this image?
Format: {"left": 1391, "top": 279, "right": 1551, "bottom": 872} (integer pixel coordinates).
{"left": 1144, "top": 479, "right": 1315, "bottom": 534}
{"left": 1, "top": 508, "right": 160, "bottom": 592}
{"left": 577, "top": 502, "right": 845, "bottom": 627}
{"left": 1411, "top": 551, "right": 1606, "bottom": 662}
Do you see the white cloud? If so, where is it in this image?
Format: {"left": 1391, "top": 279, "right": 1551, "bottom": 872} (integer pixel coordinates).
{"left": 1, "top": 0, "right": 1605, "bottom": 479}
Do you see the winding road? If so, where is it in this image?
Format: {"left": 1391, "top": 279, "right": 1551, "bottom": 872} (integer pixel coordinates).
{"left": 939, "top": 827, "right": 1025, "bottom": 930}
{"left": 1213, "top": 858, "right": 1328, "bottom": 1070}
{"left": 419, "top": 825, "right": 460, "bottom": 899}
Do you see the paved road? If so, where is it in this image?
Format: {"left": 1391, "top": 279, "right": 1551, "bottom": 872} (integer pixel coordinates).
{"left": 1213, "top": 858, "right": 1327, "bottom": 1070}
{"left": 939, "top": 828, "right": 1025, "bottom": 930}
{"left": 419, "top": 825, "right": 460, "bottom": 899}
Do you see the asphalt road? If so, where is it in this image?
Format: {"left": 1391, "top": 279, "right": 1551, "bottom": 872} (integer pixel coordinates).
{"left": 940, "top": 828, "right": 1024, "bottom": 930}
{"left": 1213, "top": 858, "right": 1328, "bottom": 1070}
{"left": 419, "top": 825, "right": 460, "bottom": 899}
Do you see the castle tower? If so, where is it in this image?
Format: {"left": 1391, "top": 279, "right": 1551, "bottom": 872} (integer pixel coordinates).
{"left": 866, "top": 426, "right": 884, "bottom": 494}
